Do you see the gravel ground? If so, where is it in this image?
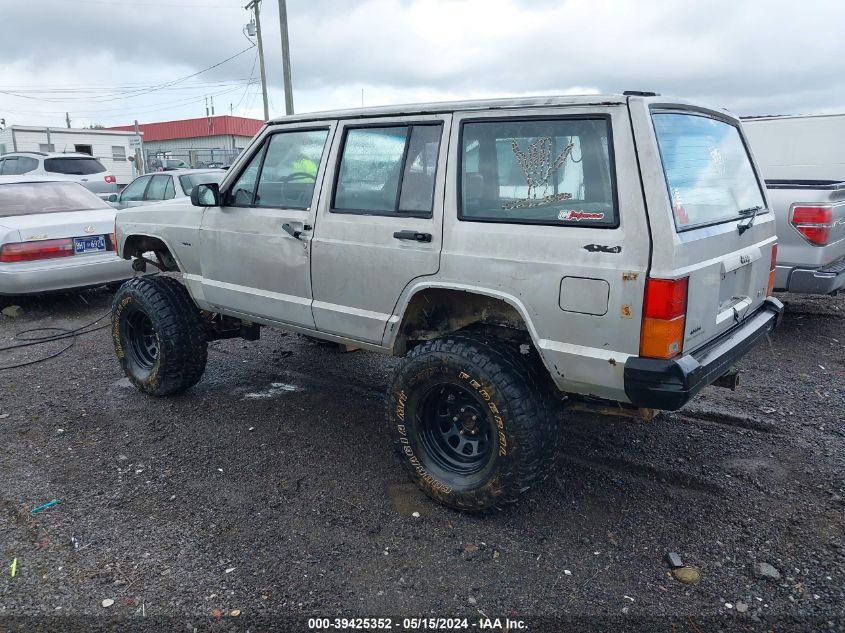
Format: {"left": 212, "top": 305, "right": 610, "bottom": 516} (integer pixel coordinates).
{"left": 0, "top": 288, "right": 843, "bottom": 632}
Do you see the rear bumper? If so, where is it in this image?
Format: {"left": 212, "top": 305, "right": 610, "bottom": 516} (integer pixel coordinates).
{"left": 775, "top": 256, "right": 845, "bottom": 295}
{"left": 623, "top": 297, "right": 784, "bottom": 411}
{"left": 0, "top": 254, "right": 133, "bottom": 295}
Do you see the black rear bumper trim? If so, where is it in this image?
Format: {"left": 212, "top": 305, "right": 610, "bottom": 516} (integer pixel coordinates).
{"left": 624, "top": 297, "right": 784, "bottom": 410}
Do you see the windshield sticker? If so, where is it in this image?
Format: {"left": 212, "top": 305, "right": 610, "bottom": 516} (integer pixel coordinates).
{"left": 503, "top": 137, "right": 574, "bottom": 210}
{"left": 558, "top": 210, "right": 605, "bottom": 222}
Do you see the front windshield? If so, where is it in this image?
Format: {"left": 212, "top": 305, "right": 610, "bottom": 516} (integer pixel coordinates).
{"left": 0, "top": 181, "right": 111, "bottom": 217}
{"left": 652, "top": 112, "right": 766, "bottom": 231}
{"left": 179, "top": 172, "right": 224, "bottom": 196}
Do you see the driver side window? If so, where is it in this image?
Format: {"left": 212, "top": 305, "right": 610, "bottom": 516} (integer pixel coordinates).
{"left": 120, "top": 175, "right": 151, "bottom": 201}
{"left": 228, "top": 128, "right": 329, "bottom": 209}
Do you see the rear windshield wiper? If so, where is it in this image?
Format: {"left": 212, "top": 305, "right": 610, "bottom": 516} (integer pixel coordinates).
{"left": 737, "top": 205, "right": 764, "bottom": 235}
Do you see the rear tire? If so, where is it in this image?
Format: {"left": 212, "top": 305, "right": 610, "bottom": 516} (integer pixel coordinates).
{"left": 387, "top": 332, "right": 558, "bottom": 512}
{"left": 111, "top": 276, "right": 207, "bottom": 396}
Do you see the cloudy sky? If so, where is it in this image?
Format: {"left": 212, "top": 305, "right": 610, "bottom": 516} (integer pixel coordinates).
{"left": 1, "top": 0, "right": 843, "bottom": 129}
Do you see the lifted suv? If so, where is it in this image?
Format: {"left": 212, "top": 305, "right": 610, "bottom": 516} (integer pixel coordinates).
{"left": 112, "top": 94, "right": 782, "bottom": 511}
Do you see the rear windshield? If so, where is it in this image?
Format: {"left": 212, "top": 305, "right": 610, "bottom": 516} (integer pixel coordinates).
{"left": 652, "top": 112, "right": 766, "bottom": 231}
{"left": 0, "top": 181, "right": 111, "bottom": 217}
{"left": 179, "top": 172, "right": 224, "bottom": 196}
{"left": 44, "top": 157, "right": 106, "bottom": 175}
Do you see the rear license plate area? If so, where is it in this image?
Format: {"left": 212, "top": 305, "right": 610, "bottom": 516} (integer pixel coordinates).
{"left": 73, "top": 235, "right": 106, "bottom": 254}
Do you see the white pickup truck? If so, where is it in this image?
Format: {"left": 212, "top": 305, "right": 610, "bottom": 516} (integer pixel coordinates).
{"left": 767, "top": 180, "right": 845, "bottom": 294}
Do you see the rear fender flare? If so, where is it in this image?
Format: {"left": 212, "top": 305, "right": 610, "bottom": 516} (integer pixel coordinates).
{"left": 385, "top": 281, "right": 544, "bottom": 350}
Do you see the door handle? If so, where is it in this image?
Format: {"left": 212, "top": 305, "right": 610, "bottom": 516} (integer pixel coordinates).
{"left": 282, "top": 222, "right": 303, "bottom": 239}
{"left": 393, "top": 230, "right": 432, "bottom": 243}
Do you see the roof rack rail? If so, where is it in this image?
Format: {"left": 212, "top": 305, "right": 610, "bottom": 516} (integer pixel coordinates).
{"left": 623, "top": 90, "right": 660, "bottom": 97}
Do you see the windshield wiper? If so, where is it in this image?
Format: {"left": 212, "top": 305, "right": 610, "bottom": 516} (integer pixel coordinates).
{"left": 737, "top": 205, "right": 763, "bottom": 235}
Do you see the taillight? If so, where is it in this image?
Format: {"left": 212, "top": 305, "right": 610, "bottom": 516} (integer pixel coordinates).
{"left": 104, "top": 175, "right": 117, "bottom": 184}
{"left": 767, "top": 243, "right": 778, "bottom": 296}
{"left": 640, "top": 277, "right": 689, "bottom": 359}
{"left": 791, "top": 205, "right": 832, "bottom": 246}
{"left": 0, "top": 238, "right": 74, "bottom": 263}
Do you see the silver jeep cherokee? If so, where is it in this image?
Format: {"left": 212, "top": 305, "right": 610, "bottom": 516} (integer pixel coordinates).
{"left": 112, "top": 93, "right": 783, "bottom": 511}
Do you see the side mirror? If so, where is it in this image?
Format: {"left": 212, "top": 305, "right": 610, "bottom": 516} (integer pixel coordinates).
{"left": 108, "top": 193, "right": 119, "bottom": 202}
{"left": 191, "top": 182, "right": 221, "bottom": 207}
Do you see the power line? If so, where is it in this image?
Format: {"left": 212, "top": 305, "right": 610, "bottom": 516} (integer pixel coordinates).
{"left": 234, "top": 50, "right": 259, "bottom": 113}
{"left": 1, "top": 81, "right": 255, "bottom": 102}
{"left": 0, "top": 83, "right": 255, "bottom": 117}
{"left": 67, "top": 0, "right": 238, "bottom": 8}
{"left": 4, "top": 79, "right": 253, "bottom": 93}
{"left": 0, "top": 45, "right": 255, "bottom": 104}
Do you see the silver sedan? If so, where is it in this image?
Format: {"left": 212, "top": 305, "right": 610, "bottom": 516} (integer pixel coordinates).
{"left": 0, "top": 176, "right": 134, "bottom": 295}
{"left": 107, "top": 169, "right": 225, "bottom": 210}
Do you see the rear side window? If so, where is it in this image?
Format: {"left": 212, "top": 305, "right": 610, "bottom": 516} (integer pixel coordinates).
{"left": 17, "top": 157, "right": 38, "bottom": 173}
{"left": 0, "top": 157, "right": 37, "bottom": 175}
{"left": 44, "top": 157, "right": 106, "bottom": 175}
{"left": 333, "top": 124, "right": 442, "bottom": 216}
{"left": 0, "top": 158, "right": 19, "bottom": 175}
{"left": 652, "top": 112, "right": 766, "bottom": 231}
{"left": 460, "top": 118, "right": 616, "bottom": 226}
{"left": 145, "top": 175, "right": 171, "bottom": 200}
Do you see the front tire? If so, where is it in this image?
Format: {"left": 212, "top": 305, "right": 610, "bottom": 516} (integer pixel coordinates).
{"left": 111, "top": 276, "right": 207, "bottom": 396}
{"left": 387, "top": 333, "right": 557, "bottom": 512}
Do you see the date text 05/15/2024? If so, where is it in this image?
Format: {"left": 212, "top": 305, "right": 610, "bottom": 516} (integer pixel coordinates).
{"left": 307, "top": 617, "right": 528, "bottom": 630}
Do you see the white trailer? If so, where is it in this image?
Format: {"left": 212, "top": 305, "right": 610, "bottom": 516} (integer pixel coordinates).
{"left": 742, "top": 113, "right": 845, "bottom": 181}
{"left": 0, "top": 126, "right": 139, "bottom": 185}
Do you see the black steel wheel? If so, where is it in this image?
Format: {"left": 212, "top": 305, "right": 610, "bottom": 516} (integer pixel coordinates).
{"left": 418, "top": 383, "right": 493, "bottom": 476}
{"left": 387, "top": 332, "right": 558, "bottom": 512}
{"left": 112, "top": 275, "right": 207, "bottom": 396}
{"left": 123, "top": 309, "right": 158, "bottom": 371}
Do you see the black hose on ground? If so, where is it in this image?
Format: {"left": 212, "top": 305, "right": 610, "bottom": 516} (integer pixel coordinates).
{"left": 0, "top": 311, "right": 112, "bottom": 371}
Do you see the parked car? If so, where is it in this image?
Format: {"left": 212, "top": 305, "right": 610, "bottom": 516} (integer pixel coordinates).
{"left": 112, "top": 93, "right": 782, "bottom": 511}
{"left": 107, "top": 169, "right": 226, "bottom": 209}
{"left": 161, "top": 159, "right": 189, "bottom": 171}
{"left": 0, "top": 152, "right": 119, "bottom": 198}
{"left": 766, "top": 179, "right": 845, "bottom": 294}
{"left": 0, "top": 176, "right": 133, "bottom": 295}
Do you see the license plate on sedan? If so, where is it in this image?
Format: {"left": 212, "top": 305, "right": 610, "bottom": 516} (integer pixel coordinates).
{"left": 73, "top": 235, "right": 106, "bottom": 254}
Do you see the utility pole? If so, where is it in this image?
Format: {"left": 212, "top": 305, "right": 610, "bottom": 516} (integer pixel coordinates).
{"left": 278, "top": 0, "right": 294, "bottom": 115}
{"left": 134, "top": 119, "right": 144, "bottom": 176}
{"left": 245, "top": 0, "right": 270, "bottom": 121}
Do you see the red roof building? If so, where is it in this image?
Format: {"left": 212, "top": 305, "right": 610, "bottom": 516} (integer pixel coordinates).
{"left": 109, "top": 115, "right": 263, "bottom": 143}
{"left": 109, "top": 115, "right": 264, "bottom": 168}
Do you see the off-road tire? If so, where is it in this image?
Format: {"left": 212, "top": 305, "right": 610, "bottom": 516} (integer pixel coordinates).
{"left": 111, "top": 275, "right": 207, "bottom": 396}
{"left": 387, "top": 332, "right": 558, "bottom": 512}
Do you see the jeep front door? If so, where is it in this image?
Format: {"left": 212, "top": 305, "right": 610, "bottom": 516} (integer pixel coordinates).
{"left": 198, "top": 124, "right": 334, "bottom": 328}
{"left": 310, "top": 116, "right": 450, "bottom": 344}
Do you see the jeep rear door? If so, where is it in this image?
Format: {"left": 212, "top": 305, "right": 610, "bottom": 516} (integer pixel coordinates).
{"left": 310, "top": 115, "right": 450, "bottom": 344}
{"left": 629, "top": 98, "right": 777, "bottom": 354}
